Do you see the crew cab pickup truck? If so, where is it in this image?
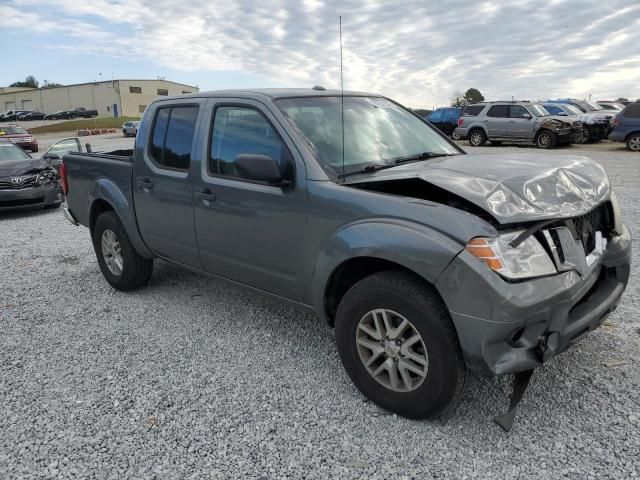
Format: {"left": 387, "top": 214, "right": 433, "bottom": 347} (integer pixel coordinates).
{"left": 62, "top": 89, "right": 631, "bottom": 426}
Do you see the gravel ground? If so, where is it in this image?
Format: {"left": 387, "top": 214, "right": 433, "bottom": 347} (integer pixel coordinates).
{"left": 1, "top": 140, "right": 639, "bottom": 479}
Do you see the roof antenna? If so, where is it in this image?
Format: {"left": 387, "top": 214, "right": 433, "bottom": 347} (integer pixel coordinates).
{"left": 339, "top": 15, "right": 345, "bottom": 178}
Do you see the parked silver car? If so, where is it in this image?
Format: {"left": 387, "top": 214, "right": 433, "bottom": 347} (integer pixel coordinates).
{"left": 454, "top": 101, "right": 573, "bottom": 149}
{"left": 122, "top": 121, "right": 140, "bottom": 137}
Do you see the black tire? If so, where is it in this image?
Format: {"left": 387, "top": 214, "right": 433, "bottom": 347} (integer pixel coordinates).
{"left": 123, "top": 130, "right": 128, "bottom": 137}
{"left": 31, "top": 146, "right": 39, "bottom": 153}
{"left": 335, "top": 271, "right": 467, "bottom": 419}
{"left": 468, "top": 129, "right": 487, "bottom": 147}
{"left": 574, "top": 127, "right": 590, "bottom": 144}
{"left": 92, "top": 211, "right": 153, "bottom": 291}
{"left": 626, "top": 133, "right": 640, "bottom": 152}
{"left": 536, "top": 130, "right": 557, "bottom": 149}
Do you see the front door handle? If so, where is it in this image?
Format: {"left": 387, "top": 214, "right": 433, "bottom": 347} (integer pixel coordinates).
{"left": 136, "top": 177, "right": 154, "bottom": 192}
{"left": 195, "top": 188, "right": 217, "bottom": 206}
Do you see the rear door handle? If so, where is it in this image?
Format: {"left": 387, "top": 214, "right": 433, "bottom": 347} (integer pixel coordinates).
{"left": 136, "top": 177, "right": 154, "bottom": 191}
{"left": 195, "top": 188, "right": 216, "bottom": 206}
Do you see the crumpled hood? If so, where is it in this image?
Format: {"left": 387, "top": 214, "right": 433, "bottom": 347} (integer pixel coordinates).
{"left": 345, "top": 153, "right": 610, "bottom": 224}
{"left": 0, "top": 159, "right": 50, "bottom": 178}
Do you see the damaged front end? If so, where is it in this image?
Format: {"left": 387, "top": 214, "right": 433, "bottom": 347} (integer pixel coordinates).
{"left": 346, "top": 152, "right": 631, "bottom": 378}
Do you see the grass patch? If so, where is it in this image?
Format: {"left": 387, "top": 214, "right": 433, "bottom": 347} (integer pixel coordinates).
{"left": 27, "top": 117, "right": 140, "bottom": 134}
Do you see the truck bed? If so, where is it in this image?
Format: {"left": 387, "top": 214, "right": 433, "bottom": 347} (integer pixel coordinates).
{"left": 63, "top": 150, "right": 135, "bottom": 229}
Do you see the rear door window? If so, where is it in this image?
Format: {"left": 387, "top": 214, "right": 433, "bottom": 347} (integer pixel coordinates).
{"left": 487, "top": 105, "right": 509, "bottom": 117}
{"left": 149, "top": 106, "right": 199, "bottom": 171}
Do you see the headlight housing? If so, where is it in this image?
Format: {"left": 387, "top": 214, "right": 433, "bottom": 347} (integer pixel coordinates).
{"left": 465, "top": 231, "right": 556, "bottom": 280}
{"left": 36, "top": 170, "right": 58, "bottom": 185}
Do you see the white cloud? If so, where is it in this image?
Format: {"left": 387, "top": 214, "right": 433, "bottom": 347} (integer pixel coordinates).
{"left": 4, "top": 0, "right": 640, "bottom": 106}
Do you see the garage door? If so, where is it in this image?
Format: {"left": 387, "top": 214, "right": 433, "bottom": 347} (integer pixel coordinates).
{"left": 21, "top": 99, "right": 33, "bottom": 110}
{"left": 5, "top": 102, "right": 16, "bottom": 110}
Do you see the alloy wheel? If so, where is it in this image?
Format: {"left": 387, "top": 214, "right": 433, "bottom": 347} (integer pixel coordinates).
{"left": 356, "top": 309, "right": 429, "bottom": 393}
{"left": 101, "top": 229, "right": 124, "bottom": 276}
{"left": 469, "top": 132, "right": 483, "bottom": 146}
{"left": 538, "top": 133, "right": 551, "bottom": 148}
{"left": 629, "top": 136, "right": 640, "bottom": 152}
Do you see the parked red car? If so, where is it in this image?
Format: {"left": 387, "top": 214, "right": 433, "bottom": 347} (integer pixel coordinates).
{"left": 0, "top": 125, "right": 38, "bottom": 152}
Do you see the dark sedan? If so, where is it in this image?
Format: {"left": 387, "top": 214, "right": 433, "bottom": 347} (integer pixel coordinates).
{"left": 0, "top": 141, "right": 63, "bottom": 211}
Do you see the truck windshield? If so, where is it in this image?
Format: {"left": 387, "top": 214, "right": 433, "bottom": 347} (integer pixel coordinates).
{"left": 276, "top": 96, "right": 459, "bottom": 177}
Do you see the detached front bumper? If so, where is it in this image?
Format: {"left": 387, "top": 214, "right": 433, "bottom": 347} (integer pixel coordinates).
{"left": 0, "top": 184, "right": 63, "bottom": 211}
{"left": 436, "top": 225, "right": 631, "bottom": 376}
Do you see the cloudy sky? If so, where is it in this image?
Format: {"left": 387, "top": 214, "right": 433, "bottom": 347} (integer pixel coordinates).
{"left": 1, "top": 0, "right": 639, "bottom": 108}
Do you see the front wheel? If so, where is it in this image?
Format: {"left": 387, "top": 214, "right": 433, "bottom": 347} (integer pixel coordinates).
{"left": 335, "top": 271, "right": 467, "bottom": 419}
{"left": 536, "top": 130, "right": 557, "bottom": 149}
{"left": 451, "top": 131, "right": 461, "bottom": 140}
{"left": 574, "top": 127, "right": 590, "bottom": 144}
{"left": 627, "top": 134, "right": 640, "bottom": 152}
{"left": 92, "top": 211, "right": 153, "bottom": 291}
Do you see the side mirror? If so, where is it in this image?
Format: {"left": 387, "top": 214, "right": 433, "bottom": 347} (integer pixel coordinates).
{"left": 522, "top": 113, "right": 532, "bottom": 119}
{"left": 235, "top": 154, "right": 290, "bottom": 186}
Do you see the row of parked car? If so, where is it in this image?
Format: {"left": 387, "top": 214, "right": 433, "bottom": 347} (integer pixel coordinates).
{"left": 425, "top": 99, "right": 640, "bottom": 151}
{"left": 0, "top": 107, "right": 98, "bottom": 122}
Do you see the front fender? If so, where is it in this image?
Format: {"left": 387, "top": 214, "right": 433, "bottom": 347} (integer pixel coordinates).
{"left": 309, "top": 219, "right": 464, "bottom": 321}
{"left": 88, "top": 179, "right": 154, "bottom": 258}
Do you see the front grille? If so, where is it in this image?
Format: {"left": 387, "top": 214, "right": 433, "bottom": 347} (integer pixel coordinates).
{"left": 0, "top": 175, "right": 38, "bottom": 190}
{"left": 549, "top": 202, "right": 613, "bottom": 255}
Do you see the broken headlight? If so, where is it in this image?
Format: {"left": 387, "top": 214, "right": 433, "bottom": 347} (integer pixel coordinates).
{"left": 465, "top": 231, "right": 556, "bottom": 280}
{"left": 36, "top": 170, "right": 57, "bottom": 185}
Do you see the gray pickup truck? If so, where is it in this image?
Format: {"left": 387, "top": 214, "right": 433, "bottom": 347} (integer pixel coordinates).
{"left": 62, "top": 88, "right": 631, "bottom": 427}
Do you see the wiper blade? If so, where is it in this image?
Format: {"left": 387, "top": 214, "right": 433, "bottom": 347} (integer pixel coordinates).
{"left": 337, "top": 163, "right": 396, "bottom": 179}
{"left": 392, "top": 152, "right": 456, "bottom": 165}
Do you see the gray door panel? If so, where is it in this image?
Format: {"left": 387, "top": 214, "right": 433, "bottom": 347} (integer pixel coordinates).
{"left": 193, "top": 98, "right": 307, "bottom": 301}
{"left": 507, "top": 105, "right": 536, "bottom": 139}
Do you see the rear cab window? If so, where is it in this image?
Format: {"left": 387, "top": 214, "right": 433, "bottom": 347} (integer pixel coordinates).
{"left": 149, "top": 105, "right": 199, "bottom": 171}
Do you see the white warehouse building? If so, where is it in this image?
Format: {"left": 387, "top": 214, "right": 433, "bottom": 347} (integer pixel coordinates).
{"left": 0, "top": 79, "right": 199, "bottom": 118}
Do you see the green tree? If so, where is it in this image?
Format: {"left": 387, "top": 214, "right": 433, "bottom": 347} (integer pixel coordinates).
{"left": 616, "top": 97, "right": 629, "bottom": 102}
{"left": 9, "top": 75, "right": 39, "bottom": 88}
{"left": 464, "top": 88, "right": 484, "bottom": 104}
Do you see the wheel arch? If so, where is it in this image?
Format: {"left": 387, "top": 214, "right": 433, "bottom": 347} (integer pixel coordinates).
{"left": 624, "top": 130, "right": 640, "bottom": 142}
{"left": 87, "top": 181, "right": 154, "bottom": 259}
{"left": 323, "top": 256, "right": 451, "bottom": 327}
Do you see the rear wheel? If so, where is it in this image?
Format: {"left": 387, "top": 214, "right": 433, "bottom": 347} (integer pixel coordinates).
{"left": 92, "top": 211, "right": 153, "bottom": 291}
{"left": 468, "top": 129, "right": 486, "bottom": 147}
{"left": 627, "top": 134, "right": 640, "bottom": 152}
{"left": 536, "top": 130, "right": 556, "bottom": 149}
{"left": 335, "top": 271, "right": 467, "bottom": 419}
{"left": 451, "top": 131, "right": 461, "bottom": 140}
